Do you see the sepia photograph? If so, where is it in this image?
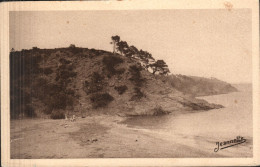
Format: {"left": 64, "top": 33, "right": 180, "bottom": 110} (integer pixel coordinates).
{"left": 1, "top": 0, "right": 260, "bottom": 166}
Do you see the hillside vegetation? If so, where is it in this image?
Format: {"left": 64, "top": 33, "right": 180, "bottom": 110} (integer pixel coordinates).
{"left": 10, "top": 39, "right": 234, "bottom": 119}
{"left": 159, "top": 75, "right": 238, "bottom": 97}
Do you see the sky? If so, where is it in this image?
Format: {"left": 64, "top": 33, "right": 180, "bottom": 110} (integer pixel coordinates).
{"left": 9, "top": 10, "right": 252, "bottom": 83}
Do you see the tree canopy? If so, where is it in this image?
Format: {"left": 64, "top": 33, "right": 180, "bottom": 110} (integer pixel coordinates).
{"left": 111, "top": 35, "right": 120, "bottom": 53}
{"left": 149, "top": 60, "right": 170, "bottom": 75}
{"left": 110, "top": 35, "right": 170, "bottom": 75}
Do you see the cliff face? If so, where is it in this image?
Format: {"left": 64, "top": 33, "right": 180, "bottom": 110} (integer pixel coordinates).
{"left": 10, "top": 47, "right": 224, "bottom": 119}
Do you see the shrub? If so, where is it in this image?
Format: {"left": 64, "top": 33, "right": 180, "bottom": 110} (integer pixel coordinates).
{"left": 90, "top": 93, "right": 114, "bottom": 109}
{"left": 21, "top": 105, "right": 36, "bottom": 118}
{"left": 152, "top": 105, "right": 169, "bottom": 116}
{"left": 92, "top": 72, "right": 104, "bottom": 83}
{"left": 59, "top": 70, "right": 77, "bottom": 80}
{"left": 10, "top": 86, "right": 36, "bottom": 119}
{"left": 102, "top": 55, "right": 124, "bottom": 76}
{"left": 114, "top": 85, "right": 128, "bottom": 95}
{"left": 43, "top": 108, "right": 52, "bottom": 115}
{"left": 116, "top": 68, "right": 125, "bottom": 75}
{"left": 68, "top": 44, "right": 83, "bottom": 54}
{"left": 72, "top": 48, "right": 83, "bottom": 54}
{"left": 59, "top": 64, "right": 75, "bottom": 71}
{"left": 129, "top": 65, "right": 145, "bottom": 87}
{"left": 33, "top": 81, "right": 75, "bottom": 113}
{"left": 55, "top": 63, "right": 77, "bottom": 87}
{"left": 84, "top": 80, "right": 89, "bottom": 88}
{"left": 69, "top": 44, "right": 76, "bottom": 48}
{"left": 10, "top": 104, "right": 36, "bottom": 119}
{"left": 128, "top": 65, "right": 146, "bottom": 101}
{"left": 44, "top": 84, "right": 62, "bottom": 96}
{"left": 19, "top": 54, "right": 43, "bottom": 75}
{"left": 90, "top": 49, "right": 100, "bottom": 55}
{"left": 65, "top": 88, "right": 76, "bottom": 96}
{"left": 43, "top": 67, "right": 53, "bottom": 75}
{"left": 130, "top": 87, "right": 145, "bottom": 101}
{"left": 32, "top": 47, "right": 39, "bottom": 50}
{"left": 83, "top": 72, "right": 105, "bottom": 94}
{"left": 47, "top": 93, "right": 74, "bottom": 110}
{"left": 59, "top": 58, "right": 71, "bottom": 65}
{"left": 50, "top": 110, "right": 65, "bottom": 119}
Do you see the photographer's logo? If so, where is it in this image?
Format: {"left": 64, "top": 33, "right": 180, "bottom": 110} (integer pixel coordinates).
{"left": 214, "top": 136, "right": 246, "bottom": 152}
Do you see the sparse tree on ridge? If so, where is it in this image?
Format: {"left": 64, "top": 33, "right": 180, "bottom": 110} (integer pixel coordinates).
{"left": 137, "top": 50, "right": 155, "bottom": 70}
{"left": 110, "top": 35, "right": 120, "bottom": 54}
{"left": 128, "top": 45, "right": 139, "bottom": 58}
{"left": 117, "top": 41, "right": 129, "bottom": 56}
{"left": 149, "top": 60, "right": 170, "bottom": 75}
{"left": 109, "top": 35, "right": 170, "bottom": 75}
{"left": 161, "top": 67, "right": 170, "bottom": 75}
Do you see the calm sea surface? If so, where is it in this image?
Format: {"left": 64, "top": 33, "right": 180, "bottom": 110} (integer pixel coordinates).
{"left": 123, "top": 84, "right": 253, "bottom": 157}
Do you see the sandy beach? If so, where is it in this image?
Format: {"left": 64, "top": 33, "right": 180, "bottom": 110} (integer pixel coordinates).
{"left": 10, "top": 115, "right": 222, "bottom": 159}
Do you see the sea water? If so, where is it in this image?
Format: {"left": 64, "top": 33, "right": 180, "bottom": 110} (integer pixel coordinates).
{"left": 123, "top": 84, "right": 253, "bottom": 157}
